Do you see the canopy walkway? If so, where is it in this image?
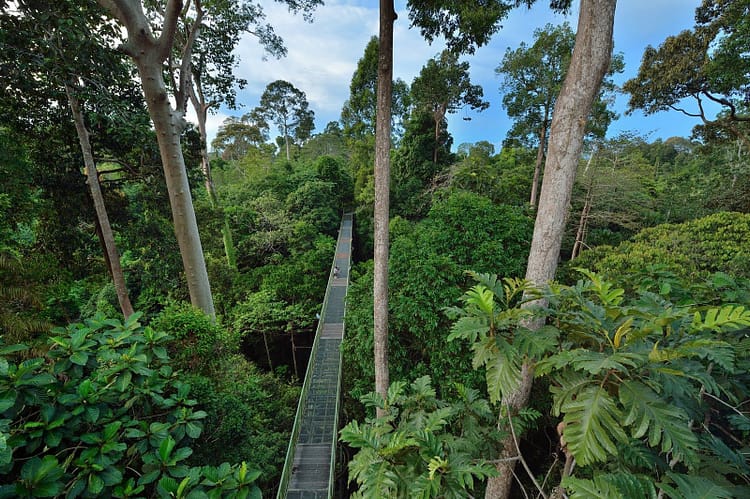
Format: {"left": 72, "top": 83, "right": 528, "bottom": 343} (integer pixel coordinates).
{"left": 277, "top": 213, "right": 353, "bottom": 499}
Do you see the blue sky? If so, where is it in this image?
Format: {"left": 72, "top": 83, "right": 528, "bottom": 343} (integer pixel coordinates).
{"left": 196, "top": 0, "right": 707, "bottom": 152}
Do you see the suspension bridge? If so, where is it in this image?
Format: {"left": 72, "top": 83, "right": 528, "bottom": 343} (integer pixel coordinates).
{"left": 277, "top": 213, "right": 353, "bottom": 498}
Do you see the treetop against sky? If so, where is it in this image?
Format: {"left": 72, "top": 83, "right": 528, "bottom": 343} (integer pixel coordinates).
{"left": 189, "top": 0, "right": 711, "bottom": 151}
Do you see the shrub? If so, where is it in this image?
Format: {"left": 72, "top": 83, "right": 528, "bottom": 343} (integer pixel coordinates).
{"left": 150, "top": 302, "right": 237, "bottom": 373}
{"left": 0, "top": 313, "right": 261, "bottom": 498}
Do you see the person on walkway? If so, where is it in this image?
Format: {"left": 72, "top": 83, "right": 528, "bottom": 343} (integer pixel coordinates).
{"left": 333, "top": 265, "right": 340, "bottom": 278}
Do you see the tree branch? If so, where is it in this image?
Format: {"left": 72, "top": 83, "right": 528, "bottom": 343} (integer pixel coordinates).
{"left": 703, "top": 90, "right": 750, "bottom": 122}
{"left": 172, "top": 0, "right": 202, "bottom": 112}
{"left": 156, "top": 0, "right": 184, "bottom": 61}
{"left": 668, "top": 104, "right": 703, "bottom": 119}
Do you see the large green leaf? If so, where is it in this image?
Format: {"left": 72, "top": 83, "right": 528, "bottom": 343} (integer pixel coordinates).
{"left": 660, "top": 473, "right": 733, "bottom": 499}
{"left": 484, "top": 338, "right": 521, "bottom": 403}
{"left": 447, "top": 316, "right": 489, "bottom": 342}
{"left": 619, "top": 381, "right": 698, "bottom": 465}
{"left": 561, "top": 385, "right": 628, "bottom": 465}
{"left": 692, "top": 305, "right": 750, "bottom": 332}
{"left": 514, "top": 325, "right": 559, "bottom": 359}
{"left": 566, "top": 350, "right": 641, "bottom": 375}
{"left": 549, "top": 372, "right": 595, "bottom": 417}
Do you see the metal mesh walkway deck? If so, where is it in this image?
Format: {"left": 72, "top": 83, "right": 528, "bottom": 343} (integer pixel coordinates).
{"left": 278, "top": 213, "right": 353, "bottom": 499}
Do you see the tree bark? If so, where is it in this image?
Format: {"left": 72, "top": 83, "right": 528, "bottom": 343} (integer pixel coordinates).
{"left": 485, "top": 1, "right": 617, "bottom": 497}
{"left": 373, "top": 0, "right": 395, "bottom": 418}
{"left": 529, "top": 119, "right": 547, "bottom": 208}
{"left": 66, "top": 85, "right": 134, "bottom": 320}
{"left": 99, "top": 0, "right": 215, "bottom": 319}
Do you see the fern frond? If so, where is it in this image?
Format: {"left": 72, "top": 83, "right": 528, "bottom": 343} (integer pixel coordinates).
{"left": 619, "top": 381, "right": 698, "bottom": 465}
{"left": 562, "top": 385, "right": 628, "bottom": 465}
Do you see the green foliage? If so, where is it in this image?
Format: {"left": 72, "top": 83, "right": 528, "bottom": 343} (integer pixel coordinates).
{"left": 446, "top": 269, "right": 750, "bottom": 495}
{"left": 255, "top": 80, "right": 315, "bottom": 160}
{"left": 340, "top": 376, "right": 498, "bottom": 498}
{"left": 151, "top": 302, "right": 237, "bottom": 372}
{"left": 624, "top": 0, "right": 750, "bottom": 144}
{"left": 186, "top": 355, "right": 300, "bottom": 494}
{"left": 343, "top": 191, "right": 533, "bottom": 402}
{"left": 0, "top": 313, "right": 261, "bottom": 497}
{"left": 569, "top": 212, "right": 750, "bottom": 284}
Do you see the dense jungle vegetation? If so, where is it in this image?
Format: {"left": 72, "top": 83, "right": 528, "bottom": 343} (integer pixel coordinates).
{"left": 1, "top": 0, "right": 749, "bottom": 497}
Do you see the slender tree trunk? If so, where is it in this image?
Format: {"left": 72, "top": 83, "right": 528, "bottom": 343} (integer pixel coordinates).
{"left": 262, "top": 330, "right": 273, "bottom": 371}
{"left": 98, "top": 0, "right": 216, "bottom": 319}
{"left": 484, "top": 1, "right": 616, "bottom": 497}
{"left": 284, "top": 121, "right": 291, "bottom": 161}
{"left": 571, "top": 184, "right": 592, "bottom": 260}
{"left": 373, "top": 0, "right": 395, "bottom": 418}
{"left": 290, "top": 331, "right": 298, "bottom": 378}
{"left": 433, "top": 107, "right": 444, "bottom": 165}
{"left": 66, "top": 85, "right": 134, "bottom": 320}
{"left": 529, "top": 119, "right": 547, "bottom": 208}
{"left": 188, "top": 86, "right": 237, "bottom": 268}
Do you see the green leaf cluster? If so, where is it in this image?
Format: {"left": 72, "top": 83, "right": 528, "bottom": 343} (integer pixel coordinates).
{"left": 444, "top": 268, "right": 750, "bottom": 497}
{"left": 340, "top": 376, "right": 499, "bottom": 498}
{"left": 0, "top": 313, "right": 261, "bottom": 498}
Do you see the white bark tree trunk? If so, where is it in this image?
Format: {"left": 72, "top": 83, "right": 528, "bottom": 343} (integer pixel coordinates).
{"left": 66, "top": 85, "right": 135, "bottom": 320}
{"left": 485, "top": 1, "right": 617, "bottom": 497}
{"left": 98, "top": 0, "right": 215, "bottom": 319}
{"left": 373, "top": 0, "right": 395, "bottom": 418}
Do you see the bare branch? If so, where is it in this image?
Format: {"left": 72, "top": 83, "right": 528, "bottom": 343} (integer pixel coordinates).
{"left": 667, "top": 104, "right": 704, "bottom": 119}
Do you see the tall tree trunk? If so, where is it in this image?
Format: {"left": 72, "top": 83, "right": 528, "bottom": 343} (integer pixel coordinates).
{"left": 284, "top": 122, "right": 291, "bottom": 161}
{"left": 188, "top": 85, "right": 237, "bottom": 268}
{"left": 373, "top": 0, "right": 395, "bottom": 418}
{"left": 529, "top": 119, "right": 547, "bottom": 208}
{"left": 484, "top": 1, "right": 616, "bottom": 497}
{"left": 99, "top": 0, "right": 216, "bottom": 319}
{"left": 66, "top": 85, "right": 134, "bottom": 320}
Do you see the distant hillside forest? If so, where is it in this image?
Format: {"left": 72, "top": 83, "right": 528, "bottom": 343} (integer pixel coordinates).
{"left": 1, "top": 1, "right": 749, "bottom": 498}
